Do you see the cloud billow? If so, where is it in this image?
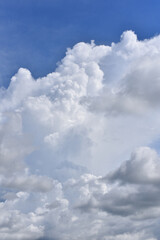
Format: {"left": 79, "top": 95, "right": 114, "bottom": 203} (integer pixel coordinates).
{"left": 1, "top": 31, "right": 160, "bottom": 239}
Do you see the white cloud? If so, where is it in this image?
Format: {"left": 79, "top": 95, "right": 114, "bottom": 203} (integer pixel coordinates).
{"left": 1, "top": 31, "right": 160, "bottom": 239}
{"left": 107, "top": 147, "right": 160, "bottom": 185}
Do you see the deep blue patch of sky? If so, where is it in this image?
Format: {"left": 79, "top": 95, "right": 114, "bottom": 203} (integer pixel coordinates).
{"left": 0, "top": 0, "right": 160, "bottom": 87}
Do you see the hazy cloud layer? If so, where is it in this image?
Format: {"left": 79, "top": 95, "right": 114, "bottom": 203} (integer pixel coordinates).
{"left": 1, "top": 31, "right": 160, "bottom": 239}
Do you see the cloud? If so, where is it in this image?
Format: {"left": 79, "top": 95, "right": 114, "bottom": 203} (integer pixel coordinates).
{"left": 107, "top": 147, "right": 160, "bottom": 185}
{"left": 1, "top": 174, "right": 54, "bottom": 193}
{"left": 0, "top": 197, "right": 44, "bottom": 240}
{"left": 77, "top": 147, "right": 160, "bottom": 223}
{"left": 1, "top": 31, "right": 160, "bottom": 239}
{"left": 84, "top": 31, "right": 160, "bottom": 115}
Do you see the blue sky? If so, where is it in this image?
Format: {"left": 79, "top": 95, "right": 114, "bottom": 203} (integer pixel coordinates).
{"left": 0, "top": 0, "right": 160, "bottom": 87}
{"left": 2, "top": 1, "right": 160, "bottom": 239}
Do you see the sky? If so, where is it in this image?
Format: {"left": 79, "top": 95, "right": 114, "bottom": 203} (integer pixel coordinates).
{"left": 1, "top": 0, "right": 160, "bottom": 87}
{"left": 1, "top": 1, "right": 160, "bottom": 240}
